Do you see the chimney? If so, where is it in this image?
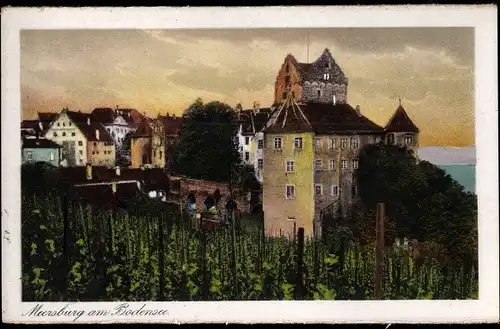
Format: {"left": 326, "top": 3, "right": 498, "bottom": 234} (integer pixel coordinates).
{"left": 115, "top": 166, "right": 121, "bottom": 176}
{"left": 86, "top": 163, "right": 92, "bottom": 180}
{"left": 87, "top": 117, "right": 91, "bottom": 126}
{"left": 355, "top": 105, "right": 361, "bottom": 116}
{"left": 95, "top": 129, "right": 100, "bottom": 140}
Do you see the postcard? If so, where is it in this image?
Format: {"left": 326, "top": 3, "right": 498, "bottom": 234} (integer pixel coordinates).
{"left": 1, "top": 5, "right": 498, "bottom": 324}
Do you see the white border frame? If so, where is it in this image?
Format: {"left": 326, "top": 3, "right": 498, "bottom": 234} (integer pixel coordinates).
{"left": 2, "top": 5, "right": 498, "bottom": 324}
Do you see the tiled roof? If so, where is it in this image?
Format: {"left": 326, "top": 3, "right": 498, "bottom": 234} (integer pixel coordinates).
{"left": 38, "top": 112, "right": 57, "bottom": 123}
{"left": 91, "top": 108, "right": 116, "bottom": 124}
{"left": 300, "top": 102, "right": 385, "bottom": 134}
{"left": 64, "top": 110, "right": 115, "bottom": 142}
{"left": 261, "top": 101, "right": 384, "bottom": 135}
{"left": 263, "top": 93, "right": 313, "bottom": 134}
{"left": 131, "top": 118, "right": 153, "bottom": 138}
{"left": 253, "top": 111, "right": 272, "bottom": 132}
{"left": 22, "top": 138, "right": 62, "bottom": 149}
{"left": 116, "top": 108, "right": 144, "bottom": 125}
{"left": 159, "top": 115, "right": 182, "bottom": 136}
{"left": 384, "top": 104, "right": 419, "bottom": 133}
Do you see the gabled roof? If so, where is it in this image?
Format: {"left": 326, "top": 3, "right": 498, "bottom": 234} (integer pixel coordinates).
{"left": 116, "top": 108, "right": 144, "bottom": 125}
{"left": 22, "top": 138, "right": 62, "bottom": 149}
{"left": 131, "top": 118, "right": 153, "bottom": 138}
{"left": 384, "top": 104, "right": 419, "bottom": 133}
{"left": 263, "top": 93, "right": 313, "bottom": 134}
{"left": 61, "top": 110, "right": 114, "bottom": 142}
{"left": 158, "top": 115, "right": 182, "bottom": 136}
{"left": 91, "top": 108, "right": 116, "bottom": 125}
{"left": 300, "top": 102, "right": 385, "bottom": 135}
{"left": 38, "top": 112, "right": 57, "bottom": 123}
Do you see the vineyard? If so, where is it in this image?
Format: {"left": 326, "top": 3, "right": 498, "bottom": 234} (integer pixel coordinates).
{"left": 22, "top": 193, "right": 478, "bottom": 301}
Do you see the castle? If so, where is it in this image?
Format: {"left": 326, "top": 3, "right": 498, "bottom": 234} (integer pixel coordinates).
{"left": 258, "top": 48, "right": 419, "bottom": 237}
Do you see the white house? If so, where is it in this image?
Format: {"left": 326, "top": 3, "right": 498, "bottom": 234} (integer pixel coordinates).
{"left": 92, "top": 108, "right": 135, "bottom": 149}
{"left": 236, "top": 102, "right": 274, "bottom": 183}
{"left": 44, "top": 109, "right": 115, "bottom": 167}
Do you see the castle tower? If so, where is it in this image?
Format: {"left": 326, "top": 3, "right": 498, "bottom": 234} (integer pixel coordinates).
{"left": 274, "top": 48, "right": 349, "bottom": 105}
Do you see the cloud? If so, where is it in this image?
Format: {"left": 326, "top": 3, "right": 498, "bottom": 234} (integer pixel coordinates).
{"left": 20, "top": 28, "right": 474, "bottom": 146}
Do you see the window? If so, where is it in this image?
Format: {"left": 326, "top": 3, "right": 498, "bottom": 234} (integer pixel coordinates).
{"left": 245, "top": 152, "right": 250, "bottom": 161}
{"left": 273, "top": 137, "right": 283, "bottom": 150}
{"left": 96, "top": 151, "right": 99, "bottom": 155}
{"left": 328, "top": 138, "right": 336, "bottom": 150}
{"left": 331, "top": 185, "right": 339, "bottom": 196}
{"left": 285, "top": 184, "right": 295, "bottom": 199}
{"left": 404, "top": 134, "right": 414, "bottom": 145}
{"left": 317, "top": 90, "right": 321, "bottom": 98}
{"left": 387, "top": 133, "right": 395, "bottom": 145}
{"left": 258, "top": 139, "right": 264, "bottom": 149}
{"left": 351, "top": 137, "right": 359, "bottom": 149}
{"left": 62, "top": 132, "right": 66, "bottom": 137}
{"left": 69, "top": 122, "right": 72, "bottom": 126}
{"left": 294, "top": 137, "right": 303, "bottom": 150}
{"left": 315, "top": 184, "right": 323, "bottom": 196}
{"left": 257, "top": 159, "right": 263, "bottom": 170}
{"left": 159, "top": 151, "right": 163, "bottom": 159}
{"left": 285, "top": 160, "right": 295, "bottom": 173}
{"left": 57, "top": 123, "right": 60, "bottom": 127}
{"left": 79, "top": 159, "right": 84, "bottom": 164}
{"left": 53, "top": 132, "right": 58, "bottom": 137}
{"left": 239, "top": 146, "right": 243, "bottom": 152}
{"left": 93, "top": 142, "right": 97, "bottom": 147}
{"left": 353, "top": 159, "right": 359, "bottom": 169}
{"left": 323, "top": 73, "right": 330, "bottom": 80}
{"left": 341, "top": 159, "right": 347, "bottom": 170}
{"left": 71, "top": 132, "right": 76, "bottom": 136}
{"left": 79, "top": 150, "right": 83, "bottom": 155}
{"left": 340, "top": 138, "right": 347, "bottom": 150}
{"left": 92, "top": 151, "right": 95, "bottom": 155}
{"left": 315, "top": 159, "right": 323, "bottom": 171}
{"left": 63, "top": 122, "right": 66, "bottom": 127}
{"left": 329, "top": 159, "right": 335, "bottom": 171}
{"left": 282, "top": 92, "right": 287, "bottom": 99}
{"left": 315, "top": 138, "right": 322, "bottom": 150}
{"left": 27, "top": 151, "right": 33, "bottom": 160}
{"left": 245, "top": 137, "right": 249, "bottom": 145}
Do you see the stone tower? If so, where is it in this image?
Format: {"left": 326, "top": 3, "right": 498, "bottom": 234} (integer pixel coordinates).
{"left": 274, "top": 48, "right": 349, "bottom": 105}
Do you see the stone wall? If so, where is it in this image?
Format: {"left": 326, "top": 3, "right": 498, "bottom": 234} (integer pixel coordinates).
{"left": 300, "top": 82, "right": 347, "bottom": 104}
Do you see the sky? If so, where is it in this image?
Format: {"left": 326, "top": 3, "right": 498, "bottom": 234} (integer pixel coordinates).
{"left": 20, "top": 28, "right": 474, "bottom": 147}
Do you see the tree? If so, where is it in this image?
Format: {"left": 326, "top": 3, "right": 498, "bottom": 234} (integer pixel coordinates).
{"left": 116, "top": 131, "right": 134, "bottom": 167}
{"left": 173, "top": 99, "right": 241, "bottom": 183}
{"left": 355, "top": 143, "right": 477, "bottom": 260}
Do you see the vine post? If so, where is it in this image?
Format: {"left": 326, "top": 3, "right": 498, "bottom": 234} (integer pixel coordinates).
{"left": 375, "top": 202, "right": 385, "bottom": 300}
{"left": 294, "top": 227, "right": 305, "bottom": 300}
{"left": 158, "top": 211, "right": 166, "bottom": 301}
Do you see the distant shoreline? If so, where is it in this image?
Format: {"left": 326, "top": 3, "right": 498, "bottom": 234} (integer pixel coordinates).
{"left": 418, "top": 146, "right": 476, "bottom": 166}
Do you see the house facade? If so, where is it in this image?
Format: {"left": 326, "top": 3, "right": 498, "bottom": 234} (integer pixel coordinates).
{"left": 236, "top": 102, "right": 273, "bottom": 182}
{"left": 22, "top": 138, "right": 62, "bottom": 167}
{"left": 262, "top": 50, "right": 420, "bottom": 238}
{"left": 130, "top": 114, "right": 182, "bottom": 169}
{"left": 91, "top": 108, "right": 136, "bottom": 149}
{"left": 44, "top": 109, "right": 115, "bottom": 167}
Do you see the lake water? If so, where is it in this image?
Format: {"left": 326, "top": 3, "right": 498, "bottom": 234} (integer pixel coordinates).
{"left": 438, "top": 164, "right": 476, "bottom": 194}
